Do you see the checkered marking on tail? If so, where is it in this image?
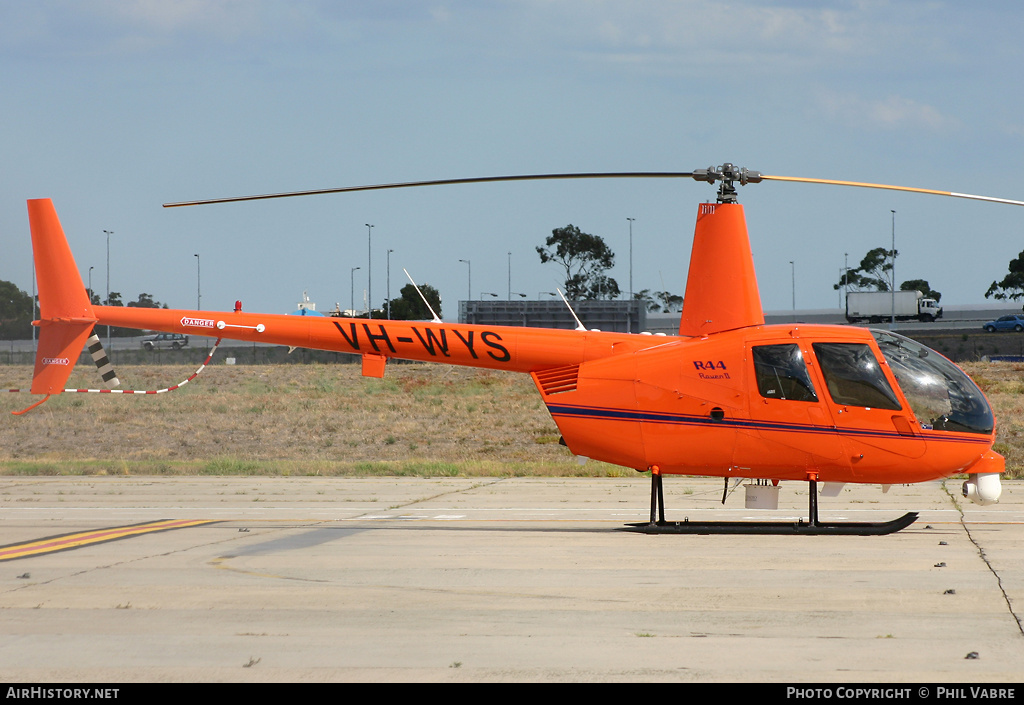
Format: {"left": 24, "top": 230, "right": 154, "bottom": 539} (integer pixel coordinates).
{"left": 65, "top": 338, "right": 222, "bottom": 394}
{"left": 86, "top": 334, "right": 120, "bottom": 387}
{"left": 7, "top": 339, "right": 222, "bottom": 397}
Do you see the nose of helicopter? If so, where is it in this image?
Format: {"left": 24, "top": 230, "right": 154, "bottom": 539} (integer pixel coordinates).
{"left": 871, "top": 330, "right": 1001, "bottom": 506}
{"left": 872, "top": 330, "right": 994, "bottom": 436}
{"left": 962, "top": 452, "right": 1003, "bottom": 505}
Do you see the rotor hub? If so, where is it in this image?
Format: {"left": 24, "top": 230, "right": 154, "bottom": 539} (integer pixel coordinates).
{"left": 692, "top": 163, "right": 763, "bottom": 203}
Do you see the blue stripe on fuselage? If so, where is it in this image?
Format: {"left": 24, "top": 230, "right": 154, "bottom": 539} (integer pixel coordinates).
{"left": 545, "top": 403, "right": 989, "bottom": 445}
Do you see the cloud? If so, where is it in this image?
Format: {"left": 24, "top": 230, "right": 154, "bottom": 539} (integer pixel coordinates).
{"left": 506, "top": 1, "right": 895, "bottom": 72}
{"left": 821, "top": 92, "right": 961, "bottom": 133}
{"left": 95, "top": 0, "right": 266, "bottom": 38}
{"left": 0, "top": 0, "right": 290, "bottom": 57}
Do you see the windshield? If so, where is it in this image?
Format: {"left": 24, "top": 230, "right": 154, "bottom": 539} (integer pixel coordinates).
{"left": 871, "top": 330, "right": 994, "bottom": 435}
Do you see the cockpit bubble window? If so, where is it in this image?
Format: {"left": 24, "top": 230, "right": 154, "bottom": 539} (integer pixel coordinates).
{"left": 812, "top": 342, "right": 902, "bottom": 410}
{"left": 872, "top": 330, "right": 994, "bottom": 435}
{"left": 753, "top": 344, "right": 817, "bottom": 402}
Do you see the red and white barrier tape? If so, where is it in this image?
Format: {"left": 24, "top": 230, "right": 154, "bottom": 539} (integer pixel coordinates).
{"left": 6, "top": 338, "right": 222, "bottom": 396}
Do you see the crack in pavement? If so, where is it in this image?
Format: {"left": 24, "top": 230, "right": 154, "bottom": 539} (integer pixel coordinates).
{"left": 942, "top": 480, "right": 1023, "bottom": 637}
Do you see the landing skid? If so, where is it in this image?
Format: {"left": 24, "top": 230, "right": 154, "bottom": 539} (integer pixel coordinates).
{"left": 624, "top": 513, "right": 919, "bottom": 535}
{"left": 622, "top": 472, "right": 918, "bottom": 536}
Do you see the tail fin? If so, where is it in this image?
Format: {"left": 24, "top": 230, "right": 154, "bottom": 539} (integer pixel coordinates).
{"left": 678, "top": 203, "right": 764, "bottom": 336}
{"left": 26, "top": 199, "right": 97, "bottom": 395}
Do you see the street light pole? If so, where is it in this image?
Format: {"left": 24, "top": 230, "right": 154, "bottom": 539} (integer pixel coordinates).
{"left": 843, "top": 252, "right": 848, "bottom": 311}
{"left": 104, "top": 230, "right": 112, "bottom": 349}
{"left": 88, "top": 266, "right": 94, "bottom": 305}
{"left": 350, "top": 266, "right": 360, "bottom": 316}
{"left": 387, "top": 248, "right": 394, "bottom": 319}
{"left": 194, "top": 253, "right": 201, "bottom": 310}
{"left": 507, "top": 252, "right": 511, "bottom": 300}
{"left": 890, "top": 210, "right": 896, "bottom": 327}
{"left": 627, "top": 217, "right": 635, "bottom": 303}
{"left": 790, "top": 260, "right": 795, "bottom": 311}
{"left": 365, "top": 224, "right": 374, "bottom": 318}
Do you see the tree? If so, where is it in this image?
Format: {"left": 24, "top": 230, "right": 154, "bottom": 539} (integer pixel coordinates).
{"left": 835, "top": 247, "right": 896, "bottom": 292}
{"left": 384, "top": 283, "right": 442, "bottom": 320}
{"left": 634, "top": 289, "right": 684, "bottom": 313}
{"left": 0, "top": 280, "right": 32, "bottom": 339}
{"left": 633, "top": 289, "right": 660, "bottom": 312}
{"left": 900, "top": 279, "right": 941, "bottom": 303}
{"left": 985, "top": 250, "right": 1024, "bottom": 301}
{"left": 106, "top": 291, "right": 169, "bottom": 335}
{"left": 537, "top": 224, "right": 620, "bottom": 300}
{"left": 836, "top": 248, "right": 941, "bottom": 302}
{"left": 126, "top": 293, "right": 168, "bottom": 309}
{"left": 656, "top": 290, "right": 684, "bottom": 313}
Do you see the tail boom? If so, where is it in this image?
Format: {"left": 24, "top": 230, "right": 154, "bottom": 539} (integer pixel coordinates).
{"left": 95, "top": 304, "right": 669, "bottom": 374}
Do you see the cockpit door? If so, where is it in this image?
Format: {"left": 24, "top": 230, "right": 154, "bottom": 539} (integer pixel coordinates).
{"left": 740, "top": 342, "right": 844, "bottom": 477}
{"left": 810, "top": 341, "right": 927, "bottom": 467}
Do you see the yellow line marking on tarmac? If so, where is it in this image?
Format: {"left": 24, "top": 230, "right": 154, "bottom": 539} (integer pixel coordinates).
{"left": 208, "top": 556, "right": 308, "bottom": 581}
{"left": 0, "top": 519, "right": 218, "bottom": 561}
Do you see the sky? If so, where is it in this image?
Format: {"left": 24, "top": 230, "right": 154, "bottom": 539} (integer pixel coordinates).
{"left": 2, "top": 0, "right": 1024, "bottom": 323}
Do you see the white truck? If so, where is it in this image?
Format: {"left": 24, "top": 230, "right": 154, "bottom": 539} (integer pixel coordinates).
{"left": 845, "top": 290, "right": 942, "bottom": 323}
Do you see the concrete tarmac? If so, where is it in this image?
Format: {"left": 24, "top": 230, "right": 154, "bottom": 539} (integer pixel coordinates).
{"left": 0, "top": 475, "right": 1022, "bottom": 683}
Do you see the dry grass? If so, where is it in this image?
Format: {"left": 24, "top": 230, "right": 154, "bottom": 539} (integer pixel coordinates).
{"left": 961, "top": 361, "right": 1024, "bottom": 478}
{"left": 1, "top": 360, "right": 1022, "bottom": 478}
{"left": 0, "top": 362, "right": 625, "bottom": 477}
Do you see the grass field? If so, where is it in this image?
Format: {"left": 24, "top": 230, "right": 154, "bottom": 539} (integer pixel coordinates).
{"left": 2, "top": 360, "right": 1022, "bottom": 479}
{"left": 0, "top": 362, "right": 618, "bottom": 477}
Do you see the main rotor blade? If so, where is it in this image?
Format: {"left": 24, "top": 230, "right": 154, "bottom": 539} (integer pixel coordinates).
{"left": 761, "top": 174, "right": 1024, "bottom": 207}
{"left": 162, "top": 172, "right": 697, "bottom": 208}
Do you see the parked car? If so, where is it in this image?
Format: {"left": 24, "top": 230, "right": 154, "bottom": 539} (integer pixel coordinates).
{"left": 141, "top": 332, "right": 189, "bottom": 350}
{"left": 982, "top": 315, "right": 1024, "bottom": 332}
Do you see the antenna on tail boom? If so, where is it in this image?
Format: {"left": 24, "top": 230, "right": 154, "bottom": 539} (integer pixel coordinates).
{"left": 557, "top": 289, "right": 587, "bottom": 331}
{"left": 402, "top": 269, "right": 442, "bottom": 324}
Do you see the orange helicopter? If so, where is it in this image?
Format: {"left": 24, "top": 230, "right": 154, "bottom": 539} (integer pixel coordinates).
{"left": 19, "top": 164, "right": 1023, "bottom": 534}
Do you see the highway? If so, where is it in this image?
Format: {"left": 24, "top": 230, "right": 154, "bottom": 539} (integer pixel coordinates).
{"left": 4, "top": 303, "right": 1023, "bottom": 355}
{"left": 763, "top": 303, "right": 1024, "bottom": 331}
